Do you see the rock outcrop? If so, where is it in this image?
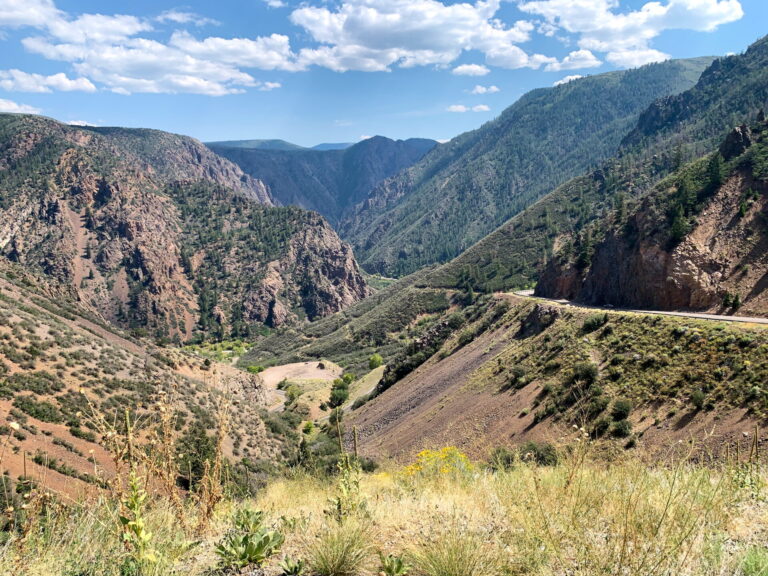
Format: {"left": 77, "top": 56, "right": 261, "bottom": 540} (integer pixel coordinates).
{"left": 538, "top": 121, "right": 768, "bottom": 316}
{"left": 0, "top": 114, "right": 369, "bottom": 340}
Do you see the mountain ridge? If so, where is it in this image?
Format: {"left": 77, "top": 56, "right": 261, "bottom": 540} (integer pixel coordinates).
{"left": 211, "top": 135, "right": 436, "bottom": 225}
{"left": 339, "top": 57, "right": 714, "bottom": 276}
{"left": 0, "top": 113, "right": 369, "bottom": 341}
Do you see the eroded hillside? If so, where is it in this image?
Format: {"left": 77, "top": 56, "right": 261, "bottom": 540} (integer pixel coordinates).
{"left": 0, "top": 114, "right": 368, "bottom": 341}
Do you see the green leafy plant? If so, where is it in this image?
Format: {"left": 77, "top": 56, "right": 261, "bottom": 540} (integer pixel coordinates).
{"left": 379, "top": 552, "right": 412, "bottom": 576}
{"left": 215, "top": 508, "right": 284, "bottom": 569}
{"left": 119, "top": 470, "right": 157, "bottom": 568}
{"left": 325, "top": 456, "right": 368, "bottom": 524}
{"left": 215, "top": 528, "right": 285, "bottom": 569}
{"left": 233, "top": 508, "right": 265, "bottom": 534}
{"left": 279, "top": 556, "right": 307, "bottom": 575}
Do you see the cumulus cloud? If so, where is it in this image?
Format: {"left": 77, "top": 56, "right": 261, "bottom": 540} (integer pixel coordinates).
{"left": 545, "top": 49, "right": 601, "bottom": 71}
{"left": 1, "top": 0, "right": 294, "bottom": 95}
{"left": 0, "top": 69, "right": 96, "bottom": 92}
{"left": 519, "top": 0, "right": 743, "bottom": 67}
{"left": 453, "top": 64, "right": 490, "bottom": 76}
{"left": 290, "top": 0, "right": 553, "bottom": 72}
{"left": 0, "top": 0, "right": 746, "bottom": 97}
{"left": 0, "top": 98, "right": 41, "bottom": 114}
{"left": 67, "top": 119, "right": 97, "bottom": 126}
{"left": 470, "top": 84, "right": 500, "bottom": 94}
{"left": 258, "top": 81, "right": 281, "bottom": 91}
{"left": 553, "top": 74, "right": 582, "bottom": 86}
{"left": 473, "top": 104, "right": 490, "bottom": 111}
{"left": 23, "top": 36, "right": 261, "bottom": 95}
{"left": 0, "top": 0, "right": 60, "bottom": 28}
{"left": 169, "top": 31, "right": 300, "bottom": 71}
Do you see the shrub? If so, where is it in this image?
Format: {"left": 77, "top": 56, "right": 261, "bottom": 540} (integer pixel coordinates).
{"left": 519, "top": 441, "right": 558, "bottom": 466}
{"left": 691, "top": 390, "right": 705, "bottom": 410}
{"left": 591, "top": 417, "right": 611, "bottom": 438}
{"left": 586, "top": 395, "right": 610, "bottom": 418}
{"left": 488, "top": 446, "right": 516, "bottom": 471}
{"left": 402, "top": 447, "right": 475, "bottom": 481}
{"left": 368, "top": 353, "right": 384, "bottom": 370}
{"left": 611, "top": 398, "right": 633, "bottom": 421}
{"left": 570, "top": 362, "right": 598, "bottom": 385}
{"left": 611, "top": 419, "right": 632, "bottom": 438}
{"left": 583, "top": 313, "right": 608, "bottom": 333}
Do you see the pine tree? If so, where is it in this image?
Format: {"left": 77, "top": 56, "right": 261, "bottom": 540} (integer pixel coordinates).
{"left": 707, "top": 153, "right": 724, "bottom": 190}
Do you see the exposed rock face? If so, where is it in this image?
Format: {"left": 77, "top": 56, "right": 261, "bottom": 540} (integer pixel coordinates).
{"left": 720, "top": 125, "right": 753, "bottom": 160}
{"left": 537, "top": 167, "right": 768, "bottom": 316}
{"left": 0, "top": 114, "right": 369, "bottom": 339}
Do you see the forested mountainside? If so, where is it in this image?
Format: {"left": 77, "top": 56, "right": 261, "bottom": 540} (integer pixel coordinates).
{"left": 623, "top": 35, "right": 768, "bottom": 156}
{"left": 537, "top": 118, "right": 768, "bottom": 315}
{"left": 422, "top": 36, "right": 768, "bottom": 294}
{"left": 0, "top": 114, "right": 368, "bottom": 342}
{"left": 339, "top": 57, "right": 713, "bottom": 277}
{"left": 210, "top": 136, "right": 435, "bottom": 225}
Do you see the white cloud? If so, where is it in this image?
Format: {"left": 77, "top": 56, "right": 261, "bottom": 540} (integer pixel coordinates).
{"left": 0, "top": 69, "right": 96, "bottom": 92}
{"left": 553, "top": 74, "right": 582, "bottom": 86}
{"left": 263, "top": 0, "right": 286, "bottom": 7}
{"left": 169, "top": 31, "right": 300, "bottom": 71}
{"left": 359, "top": 134, "right": 373, "bottom": 140}
{"left": 447, "top": 104, "right": 489, "bottom": 112}
{"left": 470, "top": 84, "right": 500, "bottom": 94}
{"left": 606, "top": 47, "right": 669, "bottom": 67}
{"left": 156, "top": 10, "right": 219, "bottom": 27}
{"left": 67, "top": 119, "right": 97, "bottom": 126}
{"left": 3, "top": 0, "right": 295, "bottom": 95}
{"left": 452, "top": 64, "right": 490, "bottom": 76}
{"left": 289, "top": 0, "right": 553, "bottom": 72}
{"left": 0, "top": 0, "right": 60, "bottom": 28}
{"left": 24, "top": 36, "right": 260, "bottom": 95}
{"left": 258, "top": 81, "right": 281, "bottom": 91}
{"left": 519, "top": 0, "right": 743, "bottom": 68}
{"left": 0, "top": 98, "right": 41, "bottom": 114}
{"left": 545, "top": 49, "right": 601, "bottom": 71}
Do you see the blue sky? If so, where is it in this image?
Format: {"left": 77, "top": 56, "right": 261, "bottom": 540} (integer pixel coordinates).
{"left": 0, "top": 0, "right": 764, "bottom": 146}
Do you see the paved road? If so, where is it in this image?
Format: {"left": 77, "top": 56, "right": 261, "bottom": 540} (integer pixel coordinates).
{"left": 512, "top": 290, "right": 768, "bottom": 326}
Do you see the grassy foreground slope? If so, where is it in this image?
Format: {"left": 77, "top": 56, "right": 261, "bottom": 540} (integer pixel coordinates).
{"left": 3, "top": 436, "right": 767, "bottom": 575}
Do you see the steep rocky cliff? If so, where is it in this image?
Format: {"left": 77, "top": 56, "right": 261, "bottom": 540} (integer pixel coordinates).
{"left": 537, "top": 120, "right": 768, "bottom": 316}
{"left": 0, "top": 114, "right": 369, "bottom": 340}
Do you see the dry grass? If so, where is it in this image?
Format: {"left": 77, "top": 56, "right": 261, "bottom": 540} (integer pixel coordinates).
{"left": 0, "top": 440, "right": 766, "bottom": 575}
